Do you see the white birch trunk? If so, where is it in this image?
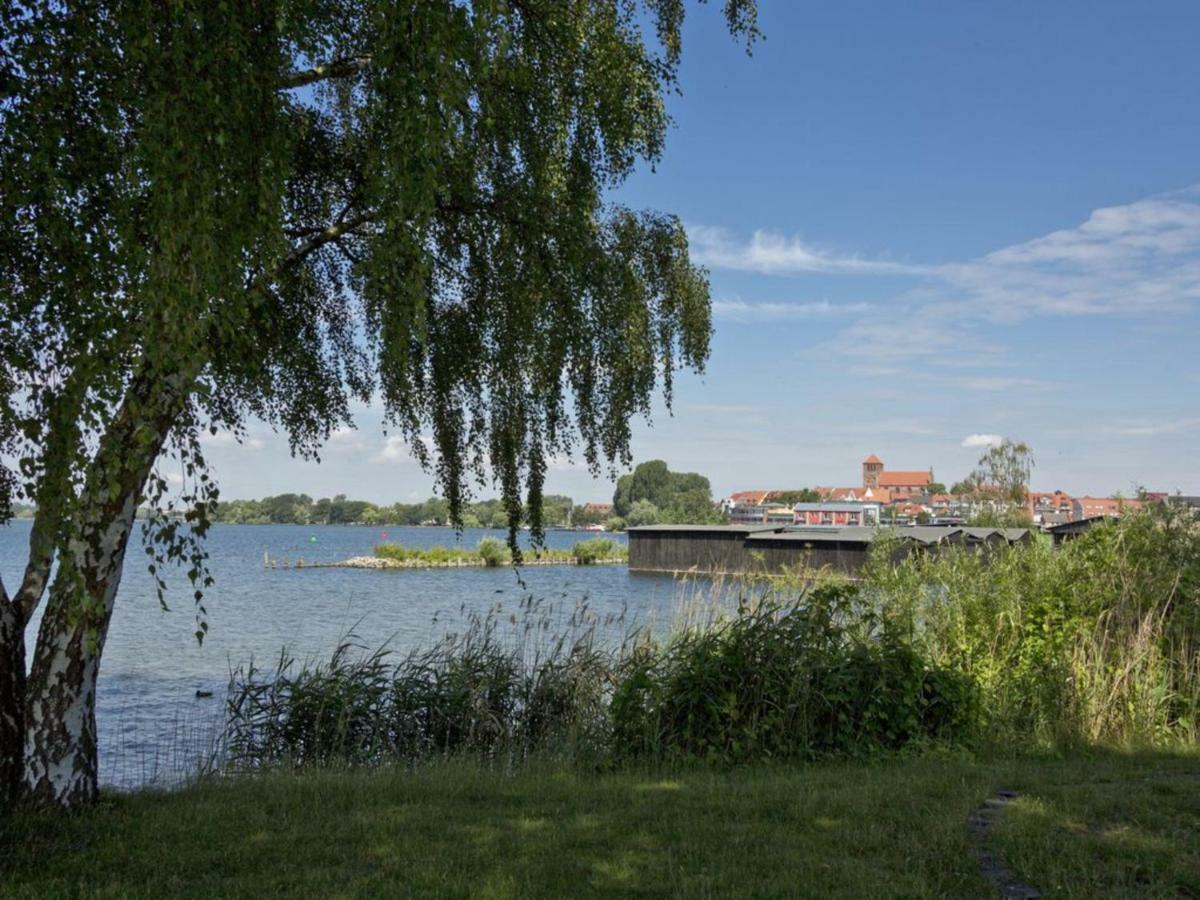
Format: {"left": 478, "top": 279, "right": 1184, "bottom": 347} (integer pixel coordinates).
{"left": 22, "top": 496, "right": 137, "bottom": 806}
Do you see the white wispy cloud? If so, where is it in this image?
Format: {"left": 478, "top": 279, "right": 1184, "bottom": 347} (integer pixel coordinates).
{"left": 712, "top": 298, "right": 871, "bottom": 322}
{"left": 735, "top": 186, "right": 1200, "bottom": 370}
{"left": 961, "top": 376, "right": 1050, "bottom": 392}
{"left": 370, "top": 434, "right": 436, "bottom": 465}
{"left": 371, "top": 435, "right": 412, "bottom": 464}
{"left": 546, "top": 455, "right": 589, "bottom": 473}
{"left": 974, "top": 188, "right": 1200, "bottom": 320}
{"left": 831, "top": 307, "right": 1006, "bottom": 366}
{"left": 961, "top": 434, "right": 1003, "bottom": 449}
{"left": 689, "top": 224, "right": 926, "bottom": 276}
{"left": 698, "top": 188, "right": 1200, "bottom": 321}
{"left": 327, "top": 425, "right": 367, "bottom": 451}
{"left": 1113, "top": 418, "right": 1200, "bottom": 437}
{"left": 936, "top": 191, "right": 1200, "bottom": 319}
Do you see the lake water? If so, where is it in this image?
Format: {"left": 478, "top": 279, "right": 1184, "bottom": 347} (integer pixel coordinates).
{"left": 0, "top": 521, "right": 692, "bottom": 789}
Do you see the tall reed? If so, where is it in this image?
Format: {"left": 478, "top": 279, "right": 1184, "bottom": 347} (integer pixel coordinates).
{"left": 225, "top": 596, "right": 629, "bottom": 770}
{"left": 861, "top": 504, "right": 1200, "bottom": 748}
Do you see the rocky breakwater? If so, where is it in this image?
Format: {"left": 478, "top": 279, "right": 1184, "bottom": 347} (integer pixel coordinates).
{"left": 304, "top": 556, "right": 624, "bottom": 571}
{"left": 320, "top": 555, "right": 626, "bottom": 570}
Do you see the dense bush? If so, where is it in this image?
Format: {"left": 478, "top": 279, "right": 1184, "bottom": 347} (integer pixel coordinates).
{"left": 862, "top": 504, "right": 1200, "bottom": 748}
{"left": 372, "top": 539, "right": 624, "bottom": 566}
{"left": 572, "top": 538, "right": 619, "bottom": 564}
{"left": 373, "top": 542, "right": 475, "bottom": 564}
{"left": 476, "top": 537, "right": 510, "bottom": 567}
{"left": 612, "top": 585, "right": 977, "bottom": 763}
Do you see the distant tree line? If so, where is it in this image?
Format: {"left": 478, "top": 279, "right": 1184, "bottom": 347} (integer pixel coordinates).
{"left": 209, "top": 460, "right": 726, "bottom": 530}
{"left": 212, "top": 494, "right": 575, "bottom": 529}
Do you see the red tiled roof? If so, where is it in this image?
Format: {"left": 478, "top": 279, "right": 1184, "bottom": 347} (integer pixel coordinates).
{"left": 878, "top": 470, "right": 932, "bottom": 487}
{"left": 863, "top": 454, "right": 883, "bottom": 464}
{"left": 1074, "top": 496, "right": 1141, "bottom": 516}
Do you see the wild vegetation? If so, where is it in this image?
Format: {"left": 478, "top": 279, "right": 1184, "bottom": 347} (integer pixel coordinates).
{"left": 864, "top": 503, "right": 1199, "bottom": 748}
{"left": 222, "top": 507, "right": 1199, "bottom": 772}
{"left": 369, "top": 537, "right": 627, "bottom": 568}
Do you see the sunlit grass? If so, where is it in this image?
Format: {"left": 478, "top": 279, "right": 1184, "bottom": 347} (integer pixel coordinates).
{"left": 3, "top": 751, "right": 1198, "bottom": 898}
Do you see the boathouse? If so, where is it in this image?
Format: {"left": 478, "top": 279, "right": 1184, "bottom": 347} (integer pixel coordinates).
{"left": 627, "top": 524, "right": 1030, "bottom": 577}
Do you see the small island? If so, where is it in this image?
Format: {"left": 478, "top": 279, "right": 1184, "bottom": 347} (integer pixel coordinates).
{"left": 273, "top": 537, "right": 628, "bottom": 570}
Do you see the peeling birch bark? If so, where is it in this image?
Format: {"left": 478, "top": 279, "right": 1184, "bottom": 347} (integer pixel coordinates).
{"left": 22, "top": 499, "right": 136, "bottom": 806}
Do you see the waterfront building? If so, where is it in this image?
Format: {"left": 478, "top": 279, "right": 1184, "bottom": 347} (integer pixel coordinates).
{"left": 792, "top": 502, "right": 880, "bottom": 527}
{"left": 729, "top": 501, "right": 796, "bottom": 525}
{"left": 1071, "top": 496, "right": 1141, "bottom": 520}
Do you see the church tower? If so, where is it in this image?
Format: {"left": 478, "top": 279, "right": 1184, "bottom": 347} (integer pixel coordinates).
{"left": 862, "top": 454, "right": 883, "bottom": 489}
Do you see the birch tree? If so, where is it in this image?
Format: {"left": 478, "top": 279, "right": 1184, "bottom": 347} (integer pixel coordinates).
{"left": 0, "top": 0, "right": 758, "bottom": 807}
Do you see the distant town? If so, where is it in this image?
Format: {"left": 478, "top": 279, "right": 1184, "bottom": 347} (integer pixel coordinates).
{"left": 714, "top": 453, "right": 1199, "bottom": 531}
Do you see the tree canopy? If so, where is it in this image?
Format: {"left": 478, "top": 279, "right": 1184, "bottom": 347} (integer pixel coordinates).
{"left": 0, "top": 0, "right": 759, "bottom": 807}
{"left": 612, "top": 459, "right": 721, "bottom": 523}
{"left": 969, "top": 439, "right": 1034, "bottom": 506}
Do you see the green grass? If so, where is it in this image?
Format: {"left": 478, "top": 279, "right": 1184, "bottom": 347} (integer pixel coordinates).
{"left": 994, "top": 765, "right": 1200, "bottom": 898}
{"left": 4, "top": 751, "right": 1198, "bottom": 898}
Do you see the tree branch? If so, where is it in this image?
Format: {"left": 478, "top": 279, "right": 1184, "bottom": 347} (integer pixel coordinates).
{"left": 281, "top": 57, "right": 371, "bottom": 90}
{"left": 275, "top": 211, "right": 375, "bottom": 275}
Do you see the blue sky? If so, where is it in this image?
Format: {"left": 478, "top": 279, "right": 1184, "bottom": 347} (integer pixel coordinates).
{"left": 203, "top": 0, "right": 1200, "bottom": 503}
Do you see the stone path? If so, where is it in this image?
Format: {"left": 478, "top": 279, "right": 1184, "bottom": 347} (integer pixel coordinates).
{"left": 967, "top": 789, "right": 1041, "bottom": 899}
{"left": 968, "top": 771, "right": 1200, "bottom": 898}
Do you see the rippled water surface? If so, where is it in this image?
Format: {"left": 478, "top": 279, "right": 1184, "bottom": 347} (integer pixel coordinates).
{"left": 1, "top": 521, "right": 689, "bottom": 788}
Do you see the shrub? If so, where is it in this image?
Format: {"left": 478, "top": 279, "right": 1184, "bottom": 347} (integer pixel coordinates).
{"left": 477, "top": 537, "right": 510, "bottom": 567}
{"left": 373, "top": 543, "right": 480, "bottom": 565}
{"left": 226, "top": 643, "right": 396, "bottom": 768}
{"left": 572, "top": 538, "right": 618, "bottom": 564}
{"left": 374, "top": 542, "right": 415, "bottom": 562}
{"left": 611, "top": 585, "right": 978, "bottom": 763}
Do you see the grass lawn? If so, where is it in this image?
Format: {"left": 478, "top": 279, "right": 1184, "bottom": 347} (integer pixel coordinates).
{"left": 3, "top": 751, "right": 1198, "bottom": 898}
